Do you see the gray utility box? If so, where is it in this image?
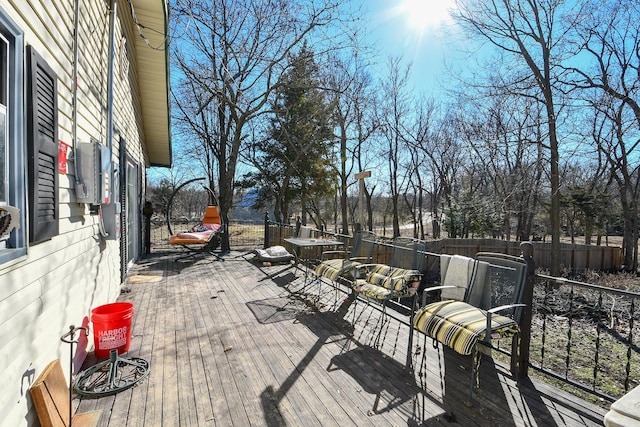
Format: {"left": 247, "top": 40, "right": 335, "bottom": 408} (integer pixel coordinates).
{"left": 75, "top": 141, "right": 110, "bottom": 205}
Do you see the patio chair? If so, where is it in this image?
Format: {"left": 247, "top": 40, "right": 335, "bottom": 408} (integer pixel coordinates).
{"left": 350, "top": 237, "right": 426, "bottom": 301}
{"left": 412, "top": 252, "right": 528, "bottom": 405}
{"left": 169, "top": 205, "right": 224, "bottom": 262}
{"left": 314, "top": 230, "right": 377, "bottom": 287}
{"left": 297, "top": 225, "right": 315, "bottom": 238}
{"left": 347, "top": 237, "right": 427, "bottom": 367}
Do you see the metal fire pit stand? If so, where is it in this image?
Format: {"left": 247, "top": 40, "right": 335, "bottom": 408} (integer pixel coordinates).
{"left": 74, "top": 348, "right": 150, "bottom": 397}
{"left": 60, "top": 325, "right": 89, "bottom": 427}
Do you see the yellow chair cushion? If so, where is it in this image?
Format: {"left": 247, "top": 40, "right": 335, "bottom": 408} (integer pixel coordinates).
{"left": 315, "top": 258, "right": 361, "bottom": 281}
{"left": 352, "top": 265, "right": 421, "bottom": 300}
{"left": 413, "top": 300, "right": 519, "bottom": 355}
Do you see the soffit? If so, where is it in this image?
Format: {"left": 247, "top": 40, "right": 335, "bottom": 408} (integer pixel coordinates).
{"left": 130, "top": 0, "right": 171, "bottom": 167}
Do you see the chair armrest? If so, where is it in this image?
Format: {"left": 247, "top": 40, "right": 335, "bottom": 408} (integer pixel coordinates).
{"left": 484, "top": 303, "right": 527, "bottom": 342}
{"left": 351, "top": 263, "right": 381, "bottom": 272}
{"left": 487, "top": 303, "right": 527, "bottom": 315}
{"left": 353, "top": 263, "right": 379, "bottom": 268}
{"left": 320, "top": 250, "right": 349, "bottom": 259}
{"left": 350, "top": 263, "right": 380, "bottom": 281}
{"left": 422, "top": 284, "right": 465, "bottom": 292}
{"left": 420, "top": 285, "right": 467, "bottom": 306}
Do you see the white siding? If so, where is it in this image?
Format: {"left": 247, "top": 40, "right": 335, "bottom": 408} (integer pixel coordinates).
{"left": 0, "top": 0, "right": 165, "bottom": 425}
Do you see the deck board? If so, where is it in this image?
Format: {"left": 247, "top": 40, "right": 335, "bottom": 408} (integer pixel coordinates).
{"left": 76, "top": 251, "right": 608, "bottom": 427}
{"left": 218, "top": 264, "right": 343, "bottom": 426}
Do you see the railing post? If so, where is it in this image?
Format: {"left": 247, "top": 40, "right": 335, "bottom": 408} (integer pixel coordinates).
{"left": 518, "top": 241, "right": 536, "bottom": 378}
{"left": 264, "top": 212, "right": 270, "bottom": 249}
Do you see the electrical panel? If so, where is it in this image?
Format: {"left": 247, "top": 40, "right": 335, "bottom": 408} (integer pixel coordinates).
{"left": 75, "top": 141, "right": 111, "bottom": 205}
{"left": 75, "top": 140, "right": 120, "bottom": 240}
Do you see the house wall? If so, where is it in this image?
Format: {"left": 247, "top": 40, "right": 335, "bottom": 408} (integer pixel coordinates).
{"left": 0, "top": 1, "right": 154, "bottom": 425}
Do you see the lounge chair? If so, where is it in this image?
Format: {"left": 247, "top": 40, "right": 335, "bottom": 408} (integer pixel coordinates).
{"left": 169, "top": 205, "right": 224, "bottom": 261}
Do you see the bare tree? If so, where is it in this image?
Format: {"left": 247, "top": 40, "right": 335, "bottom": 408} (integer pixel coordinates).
{"left": 405, "top": 97, "right": 439, "bottom": 240}
{"left": 171, "top": 0, "right": 352, "bottom": 249}
{"left": 459, "top": 94, "right": 546, "bottom": 241}
{"left": 377, "top": 56, "right": 414, "bottom": 238}
{"left": 421, "top": 107, "right": 466, "bottom": 238}
{"left": 564, "top": 0, "right": 640, "bottom": 270}
{"left": 566, "top": 1, "right": 640, "bottom": 127}
{"left": 322, "top": 51, "right": 378, "bottom": 234}
{"left": 452, "top": 0, "right": 582, "bottom": 274}
{"left": 589, "top": 99, "right": 640, "bottom": 270}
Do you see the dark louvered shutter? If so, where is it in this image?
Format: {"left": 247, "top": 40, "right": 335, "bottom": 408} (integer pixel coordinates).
{"left": 27, "top": 46, "right": 59, "bottom": 244}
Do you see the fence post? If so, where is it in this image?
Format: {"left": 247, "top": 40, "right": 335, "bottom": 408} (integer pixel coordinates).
{"left": 264, "top": 212, "right": 270, "bottom": 249}
{"left": 518, "top": 241, "right": 536, "bottom": 378}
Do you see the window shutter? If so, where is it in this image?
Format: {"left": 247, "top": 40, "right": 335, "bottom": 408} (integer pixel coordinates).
{"left": 27, "top": 46, "right": 58, "bottom": 244}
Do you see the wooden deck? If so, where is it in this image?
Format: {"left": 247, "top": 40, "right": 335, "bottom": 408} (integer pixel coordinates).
{"left": 76, "top": 250, "right": 607, "bottom": 426}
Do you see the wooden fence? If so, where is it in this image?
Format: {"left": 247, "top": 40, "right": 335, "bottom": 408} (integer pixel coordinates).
{"left": 429, "top": 238, "right": 622, "bottom": 272}
{"left": 154, "top": 216, "right": 623, "bottom": 272}
{"left": 265, "top": 222, "right": 623, "bottom": 272}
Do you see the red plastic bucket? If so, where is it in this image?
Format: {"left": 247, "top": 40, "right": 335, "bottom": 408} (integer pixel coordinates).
{"left": 91, "top": 302, "right": 134, "bottom": 358}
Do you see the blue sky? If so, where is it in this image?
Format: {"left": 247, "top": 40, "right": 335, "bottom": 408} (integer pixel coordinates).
{"left": 362, "top": 0, "right": 461, "bottom": 96}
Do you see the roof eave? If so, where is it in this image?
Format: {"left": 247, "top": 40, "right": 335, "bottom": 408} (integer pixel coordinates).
{"left": 132, "top": 0, "right": 171, "bottom": 168}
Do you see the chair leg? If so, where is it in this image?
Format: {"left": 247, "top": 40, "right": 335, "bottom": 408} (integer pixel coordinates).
{"left": 467, "top": 346, "right": 482, "bottom": 407}
{"left": 511, "top": 333, "right": 520, "bottom": 382}
{"left": 332, "top": 277, "right": 348, "bottom": 308}
{"left": 309, "top": 271, "right": 321, "bottom": 302}
{"left": 206, "top": 249, "right": 224, "bottom": 261}
{"left": 373, "top": 304, "right": 386, "bottom": 348}
{"left": 175, "top": 249, "right": 212, "bottom": 262}
{"left": 406, "top": 294, "right": 417, "bottom": 370}
{"left": 332, "top": 280, "right": 339, "bottom": 307}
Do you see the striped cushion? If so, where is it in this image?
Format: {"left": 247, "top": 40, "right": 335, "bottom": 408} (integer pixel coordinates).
{"left": 413, "top": 300, "right": 519, "bottom": 356}
{"left": 366, "top": 266, "right": 421, "bottom": 291}
{"left": 351, "top": 266, "right": 421, "bottom": 300}
{"left": 354, "top": 282, "right": 394, "bottom": 299}
{"left": 315, "top": 258, "right": 361, "bottom": 281}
